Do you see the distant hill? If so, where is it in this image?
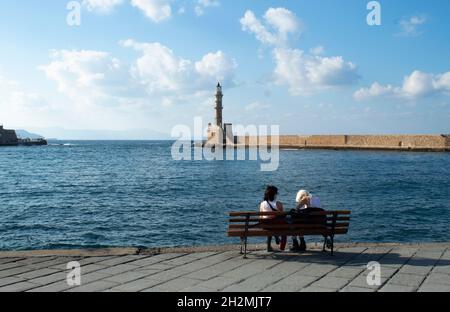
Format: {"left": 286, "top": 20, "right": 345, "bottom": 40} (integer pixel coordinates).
{"left": 15, "top": 130, "right": 44, "bottom": 139}
{"left": 24, "top": 128, "right": 171, "bottom": 140}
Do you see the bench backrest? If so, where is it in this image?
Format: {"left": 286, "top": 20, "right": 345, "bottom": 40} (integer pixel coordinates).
{"left": 227, "top": 210, "right": 351, "bottom": 237}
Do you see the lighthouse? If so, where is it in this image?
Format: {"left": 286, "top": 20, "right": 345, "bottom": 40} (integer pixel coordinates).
{"left": 215, "top": 82, "right": 223, "bottom": 128}
{"left": 206, "top": 82, "right": 235, "bottom": 146}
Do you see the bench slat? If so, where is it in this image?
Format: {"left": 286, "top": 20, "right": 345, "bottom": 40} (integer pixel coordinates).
{"left": 328, "top": 217, "right": 351, "bottom": 221}
{"left": 228, "top": 222, "right": 350, "bottom": 230}
{"left": 230, "top": 217, "right": 350, "bottom": 223}
{"left": 229, "top": 218, "right": 264, "bottom": 223}
{"left": 229, "top": 225, "right": 327, "bottom": 230}
{"left": 227, "top": 228, "right": 349, "bottom": 237}
{"left": 229, "top": 211, "right": 351, "bottom": 217}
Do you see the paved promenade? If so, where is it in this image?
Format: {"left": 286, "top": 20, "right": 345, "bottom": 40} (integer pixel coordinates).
{"left": 0, "top": 243, "right": 449, "bottom": 292}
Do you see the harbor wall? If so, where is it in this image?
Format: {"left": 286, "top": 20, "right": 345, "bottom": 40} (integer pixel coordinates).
{"left": 238, "top": 135, "right": 450, "bottom": 151}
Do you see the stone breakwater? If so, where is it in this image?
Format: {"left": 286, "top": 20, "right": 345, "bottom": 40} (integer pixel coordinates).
{"left": 239, "top": 135, "right": 450, "bottom": 151}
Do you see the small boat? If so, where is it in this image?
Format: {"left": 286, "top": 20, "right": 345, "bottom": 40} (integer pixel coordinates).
{"left": 18, "top": 138, "right": 48, "bottom": 146}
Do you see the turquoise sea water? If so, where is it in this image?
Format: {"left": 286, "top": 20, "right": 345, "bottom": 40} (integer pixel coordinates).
{"left": 0, "top": 141, "right": 449, "bottom": 251}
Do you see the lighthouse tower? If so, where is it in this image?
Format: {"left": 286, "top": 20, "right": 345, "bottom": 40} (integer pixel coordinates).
{"left": 206, "top": 82, "right": 235, "bottom": 146}
{"left": 215, "top": 82, "right": 223, "bottom": 128}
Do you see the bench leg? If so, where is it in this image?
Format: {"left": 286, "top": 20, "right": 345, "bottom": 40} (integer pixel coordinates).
{"left": 243, "top": 236, "right": 248, "bottom": 259}
{"left": 322, "top": 236, "right": 327, "bottom": 252}
{"left": 330, "top": 235, "right": 335, "bottom": 256}
{"left": 240, "top": 238, "right": 244, "bottom": 255}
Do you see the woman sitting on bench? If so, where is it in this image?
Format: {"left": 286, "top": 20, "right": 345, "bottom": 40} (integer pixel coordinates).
{"left": 259, "top": 186, "right": 287, "bottom": 252}
{"left": 291, "top": 190, "right": 323, "bottom": 252}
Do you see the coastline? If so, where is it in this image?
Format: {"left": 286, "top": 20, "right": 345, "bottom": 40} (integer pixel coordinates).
{"left": 1, "top": 242, "right": 449, "bottom": 258}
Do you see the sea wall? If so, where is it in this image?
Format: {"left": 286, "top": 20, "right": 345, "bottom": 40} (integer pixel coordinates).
{"left": 238, "top": 135, "right": 450, "bottom": 151}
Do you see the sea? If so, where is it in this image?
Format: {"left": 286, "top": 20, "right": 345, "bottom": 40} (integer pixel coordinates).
{"left": 0, "top": 141, "right": 449, "bottom": 251}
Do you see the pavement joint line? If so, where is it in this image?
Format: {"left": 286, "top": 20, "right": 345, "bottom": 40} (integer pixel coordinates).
{"left": 416, "top": 246, "right": 447, "bottom": 291}
{"left": 374, "top": 247, "right": 419, "bottom": 292}
{"left": 0, "top": 258, "right": 26, "bottom": 267}
{"left": 133, "top": 252, "right": 245, "bottom": 292}
{"left": 179, "top": 257, "right": 261, "bottom": 292}
{"left": 131, "top": 252, "right": 245, "bottom": 292}
{"left": 5, "top": 258, "right": 87, "bottom": 291}
{"left": 0, "top": 258, "right": 71, "bottom": 279}
{"left": 336, "top": 246, "right": 394, "bottom": 292}
{"left": 248, "top": 257, "right": 318, "bottom": 292}
{"left": 94, "top": 255, "right": 155, "bottom": 267}
{"left": 218, "top": 260, "right": 283, "bottom": 291}
{"left": 0, "top": 258, "right": 53, "bottom": 273}
{"left": 253, "top": 251, "right": 341, "bottom": 292}
{"left": 33, "top": 256, "right": 84, "bottom": 267}
{"left": 66, "top": 252, "right": 193, "bottom": 291}
{"left": 214, "top": 256, "right": 292, "bottom": 291}
{"left": 159, "top": 252, "right": 261, "bottom": 292}
{"left": 294, "top": 246, "right": 369, "bottom": 291}
{"left": 18, "top": 256, "right": 132, "bottom": 292}
{"left": 189, "top": 254, "right": 260, "bottom": 280}
{"left": 376, "top": 246, "right": 426, "bottom": 292}
{"left": 215, "top": 246, "right": 366, "bottom": 292}
{"left": 298, "top": 247, "right": 370, "bottom": 292}
{"left": 257, "top": 253, "right": 335, "bottom": 291}
{"left": 70, "top": 251, "right": 238, "bottom": 292}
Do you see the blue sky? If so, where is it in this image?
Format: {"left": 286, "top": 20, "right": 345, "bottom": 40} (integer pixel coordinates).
{"left": 0, "top": 0, "right": 449, "bottom": 139}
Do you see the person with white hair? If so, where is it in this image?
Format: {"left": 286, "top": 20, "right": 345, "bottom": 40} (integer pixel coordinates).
{"left": 296, "top": 190, "right": 310, "bottom": 210}
{"left": 291, "top": 190, "right": 323, "bottom": 252}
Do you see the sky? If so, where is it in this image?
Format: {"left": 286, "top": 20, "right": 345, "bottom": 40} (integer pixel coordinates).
{"left": 0, "top": 0, "right": 449, "bottom": 139}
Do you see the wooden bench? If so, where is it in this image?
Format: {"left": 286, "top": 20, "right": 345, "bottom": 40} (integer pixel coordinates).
{"left": 227, "top": 210, "right": 351, "bottom": 258}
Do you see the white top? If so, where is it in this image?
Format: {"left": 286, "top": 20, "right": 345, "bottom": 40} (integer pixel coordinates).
{"left": 298, "top": 195, "right": 322, "bottom": 210}
{"left": 260, "top": 200, "right": 279, "bottom": 219}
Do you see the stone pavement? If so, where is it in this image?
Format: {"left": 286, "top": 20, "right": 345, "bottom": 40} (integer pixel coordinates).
{"left": 0, "top": 243, "right": 449, "bottom": 292}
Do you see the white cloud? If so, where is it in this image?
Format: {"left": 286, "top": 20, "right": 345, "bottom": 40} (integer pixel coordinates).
{"left": 398, "top": 15, "right": 427, "bottom": 37}
{"left": 263, "top": 7, "right": 300, "bottom": 42}
{"left": 121, "top": 40, "right": 191, "bottom": 93}
{"left": 0, "top": 76, "right": 47, "bottom": 111}
{"left": 39, "top": 41, "right": 237, "bottom": 111}
{"left": 354, "top": 70, "right": 450, "bottom": 101}
{"left": 273, "top": 48, "right": 359, "bottom": 95}
{"left": 82, "top": 0, "right": 219, "bottom": 20}
{"left": 310, "top": 46, "right": 325, "bottom": 56}
{"left": 195, "top": 0, "right": 220, "bottom": 16}
{"left": 122, "top": 39, "right": 237, "bottom": 94}
{"left": 245, "top": 101, "right": 270, "bottom": 111}
{"left": 82, "top": 0, "right": 124, "bottom": 14}
{"left": 130, "top": 0, "right": 172, "bottom": 22}
{"left": 0, "top": 75, "right": 56, "bottom": 128}
{"left": 241, "top": 8, "right": 359, "bottom": 96}
{"left": 240, "top": 10, "right": 277, "bottom": 45}
{"left": 240, "top": 8, "right": 300, "bottom": 46}
{"left": 353, "top": 82, "right": 397, "bottom": 101}
{"left": 39, "top": 50, "right": 131, "bottom": 106}
{"left": 82, "top": 0, "right": 171, "bottom": 22}
{"left": 195, "top": 51, "right": 237, "bottom": 83}
{"left": 36, "top": 43, "right": 238, "bottom": 131}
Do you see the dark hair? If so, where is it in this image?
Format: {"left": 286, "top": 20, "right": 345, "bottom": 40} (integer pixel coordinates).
{"left": 264, "top": 186, "right": 278, "bottom": 202}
